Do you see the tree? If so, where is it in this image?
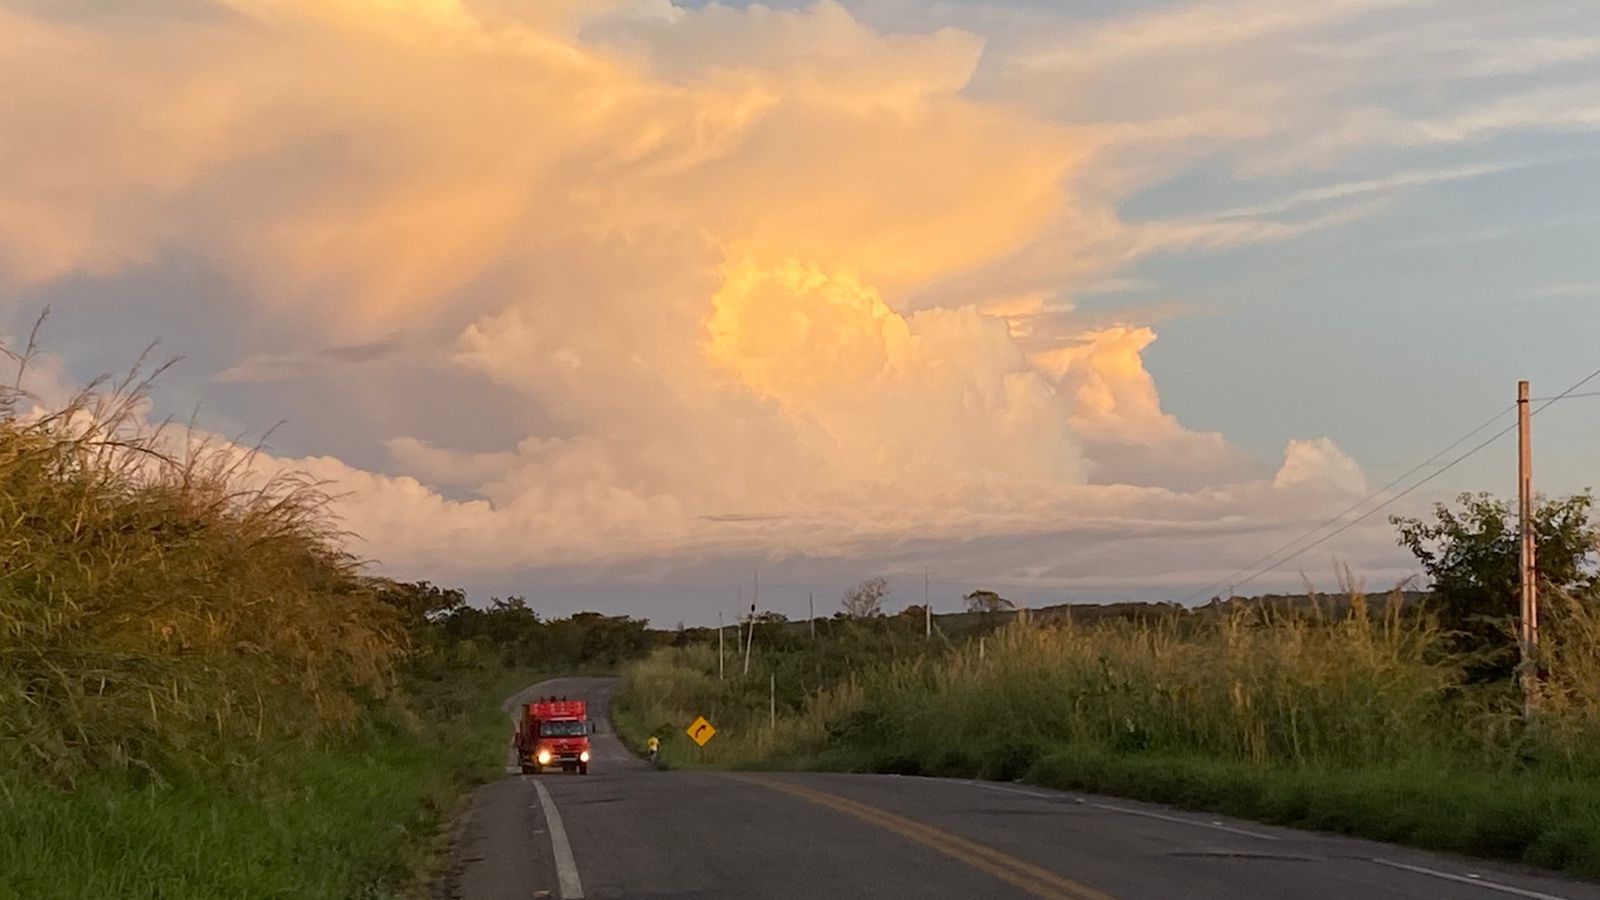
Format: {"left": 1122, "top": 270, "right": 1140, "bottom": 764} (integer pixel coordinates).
{"left": 964, "top": 589, "right": 1015, "bottom": 613}
{"left": 1392, "top": 491, "right": 1599, "bottom": 676}
{"left": 370, "top": 578, "right": 466, "bottom": 633}
{"left": 840, "top": 577, "right": 891, "bottom": 618}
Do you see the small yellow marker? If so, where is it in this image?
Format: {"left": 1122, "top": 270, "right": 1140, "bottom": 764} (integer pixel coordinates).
{"left": 686, "top": 715, "right": 717, "bottom": 747}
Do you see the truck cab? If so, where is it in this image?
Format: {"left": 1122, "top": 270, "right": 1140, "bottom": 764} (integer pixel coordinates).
{"left": 517, "top": 699, "right": 594, "bottom": 774}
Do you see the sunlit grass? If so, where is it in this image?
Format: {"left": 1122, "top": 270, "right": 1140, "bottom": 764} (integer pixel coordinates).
{"left": 0, "top": 337, "right": 527, "bottom": 897}
{"left": 0, "top": 341, "right": 408, "bottom": 782}
{"left": 618, "top": 592, "right": 1600, "bottom": 875}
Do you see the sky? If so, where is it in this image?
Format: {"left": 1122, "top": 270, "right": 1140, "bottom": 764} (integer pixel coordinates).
{"left": 2, "top": 0, "right": 1598, "bottom": 625}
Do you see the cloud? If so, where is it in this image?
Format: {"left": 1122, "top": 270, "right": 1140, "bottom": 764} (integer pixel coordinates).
{"left": 0, "top": 0, "right": 1397, "bottom": 602}
{"left": 973, "top": 0, "right": 1600, "bottom": 192}
{"left": 1201, "top": 161, "right": 1539, "bottom": 221}
{"left": 1016, "top": 0, "right": 1416, "bottom": 72}
{"left": 1274, "top": 438, "right": 1369, "bottom": 496}
{"left": 216, "top": 337, "right": 404, "bottom": 383}
{"left": 1535, "top": 282, "right": 1600, "bottom": 300}
{"left": 383, "top": 436, "right": 518, "bottom": 489}
{"left": 1036, "top": 326, "right": 1257, "bottom": 489}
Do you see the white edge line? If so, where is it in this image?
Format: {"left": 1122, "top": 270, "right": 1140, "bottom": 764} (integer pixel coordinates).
{"left": 1081, "top": 801, "right": 1283, "bottom": 842}
{"left": 532, "top": 778, "right": 586, "bottom": 900}
{"left": 963, "top": 781, "right": 1068, "bottom": 802}
{"left": 948, "top": 778, "right": 1579, "bottom": 898}
{"left": 961, "top": 780, "right": 1282, "bottom": 842}
{"left": 1370, "top": 858, "right": 1573, "bottom": 900}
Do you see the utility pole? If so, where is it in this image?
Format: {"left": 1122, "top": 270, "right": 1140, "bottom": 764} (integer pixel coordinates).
{"left": 1518, "top": 380, "right": 1539, "bottom": 719}
{"left": 718, "top": 611, "right": 725, "bottom": 682}
{"left": 924, "top": 569, "right": 931, "bottom": 640}
{"left": 808, "top": 592, "right": 815, "bottom": 642}
{"left": 743, "top": 607, "right": 755, "bottom": 676}
{"left": 736, "top": 587, "right": 744, "bottom": 656}
{"left": 770, "top": 672, "right": 776, "bottom": 731}
{"left": 743, "top": 572, "right": 757, "bottom": 677}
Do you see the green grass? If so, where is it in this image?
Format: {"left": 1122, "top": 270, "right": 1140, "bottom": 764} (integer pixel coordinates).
{"left": 0, "top": 664, "right": 541, "bottom": 900}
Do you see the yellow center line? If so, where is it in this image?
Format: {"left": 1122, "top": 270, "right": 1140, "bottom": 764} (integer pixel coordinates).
{"left": 731, "top": 775, "right": 1117, "bottom": 900}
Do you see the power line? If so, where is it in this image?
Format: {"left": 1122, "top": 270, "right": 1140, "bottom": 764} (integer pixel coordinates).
{"left": 1218, "top": 364, "right": 1600, "bottom": 596}
{"left": 1180, "top": 403, "right": 1515, "bottom": 604}
{"left": 1536, "top": 365, "right": 1600, "bottom": 415}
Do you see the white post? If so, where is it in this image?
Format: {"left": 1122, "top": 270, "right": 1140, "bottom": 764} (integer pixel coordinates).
{"left": 979, "top": 636, "right": 986, "bottom": 662}
{"left": 744, "top": 572, "right": 757, "bottom": 677}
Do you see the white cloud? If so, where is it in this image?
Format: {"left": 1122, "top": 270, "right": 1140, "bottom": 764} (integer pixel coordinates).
{"left": 1274, "top": 438, "right": 1369, "bottom": 496}
{"left": 0, "top": 0, "right": 1415, "bottom": 602}
{"left": 1535, "top": 282, "right": 1600, "bottom": 300}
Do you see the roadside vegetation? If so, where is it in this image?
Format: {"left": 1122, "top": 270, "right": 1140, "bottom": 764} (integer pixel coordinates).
{"left": 0, "top": 344, "right": 657, "bottom": 899}
{"left": 618, "top": 494, "right": 1600, "bottom": 878}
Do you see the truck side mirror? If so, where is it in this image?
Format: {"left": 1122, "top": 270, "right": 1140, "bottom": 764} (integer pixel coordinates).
{"left": 588, "top": 722, "right": 597, "bottom": 735}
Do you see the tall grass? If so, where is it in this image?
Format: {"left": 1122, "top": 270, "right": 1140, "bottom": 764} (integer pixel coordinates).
{"left": 0, "top": 337, "right": 566, "bottom": 896}
{"left": 1527, "top": 587, "right": 1600, "bottom": 765}
{"left": 619, "top": 592, "right": 1600, "bottom": 874}
{"left": 0, "top": 346, "right": 408, "bottom": 784}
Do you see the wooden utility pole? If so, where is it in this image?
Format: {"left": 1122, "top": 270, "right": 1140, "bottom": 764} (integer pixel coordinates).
{"left": 718, "top": 611, "right": 725, "bottom": 682}
{"left": 1518, "top": 380, "right": 1539, "bottom": 718}
{"left": 808, "top": 592, "right": 815, "bottom": 642}
{"left": 769, "top": 672, "right": 776, "bottom": 731}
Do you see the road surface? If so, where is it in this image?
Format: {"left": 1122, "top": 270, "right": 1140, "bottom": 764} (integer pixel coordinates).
{"left": 441, "top": 677, "right": 1600, "bottom": 900}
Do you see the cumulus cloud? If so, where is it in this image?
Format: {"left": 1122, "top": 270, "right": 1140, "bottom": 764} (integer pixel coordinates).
{"left": 0, "top": 0, "right": 1385, "bottom": 599}
{"left": 1274, "top": 438, "right": 1369, "bottom": 496}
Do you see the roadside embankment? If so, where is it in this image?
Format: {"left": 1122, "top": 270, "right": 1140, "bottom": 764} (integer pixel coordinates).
{"left": 615, "top": 599, "right": 1600, "bottom": 878}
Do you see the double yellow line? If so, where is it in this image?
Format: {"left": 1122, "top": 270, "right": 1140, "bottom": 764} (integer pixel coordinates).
{"left": 734, "top": 775, "right": 1115, "bottom": 900}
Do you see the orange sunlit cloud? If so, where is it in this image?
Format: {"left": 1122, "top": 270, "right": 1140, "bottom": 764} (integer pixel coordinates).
{"left": 0, "top": 0, "right": 1375, "bottom": 581}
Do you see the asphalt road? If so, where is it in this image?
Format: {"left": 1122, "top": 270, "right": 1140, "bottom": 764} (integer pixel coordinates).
{"left": 442, "top": 677, "right": 1600, "bottom": 900}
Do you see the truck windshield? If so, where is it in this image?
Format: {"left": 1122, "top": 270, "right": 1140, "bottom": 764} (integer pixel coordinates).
{"left": 539, "top": 720, "right": 586, "bottom": 737}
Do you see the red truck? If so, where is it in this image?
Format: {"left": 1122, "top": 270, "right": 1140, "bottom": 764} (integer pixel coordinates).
{"left": 516, "top": 699, "right": 594, "bottom": 774}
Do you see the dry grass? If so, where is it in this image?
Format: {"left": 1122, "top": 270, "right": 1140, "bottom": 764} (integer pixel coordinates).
{"left": 0, "top": 340, "right": 407, "bottom": 784}
{"left": 634, "top": 587, "right": 1600, "bottom": 774}
{"left": 619, "top": 588, "right": 1600, "bottom": 873}
{"left": 1527, "top": 588, "right": 1600, "bottom": 764}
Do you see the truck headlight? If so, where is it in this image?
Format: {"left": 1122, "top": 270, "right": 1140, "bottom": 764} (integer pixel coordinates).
{"left": 536, "top": 749, "right": 553, "bottom": 765}
{"left": 579, "top": 750, "right": 590, "bottom": 763}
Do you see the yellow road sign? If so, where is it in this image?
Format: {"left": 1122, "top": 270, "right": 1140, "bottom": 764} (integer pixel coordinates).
{"left": 686, "top": 715, "right": 717, "bottom": 747}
